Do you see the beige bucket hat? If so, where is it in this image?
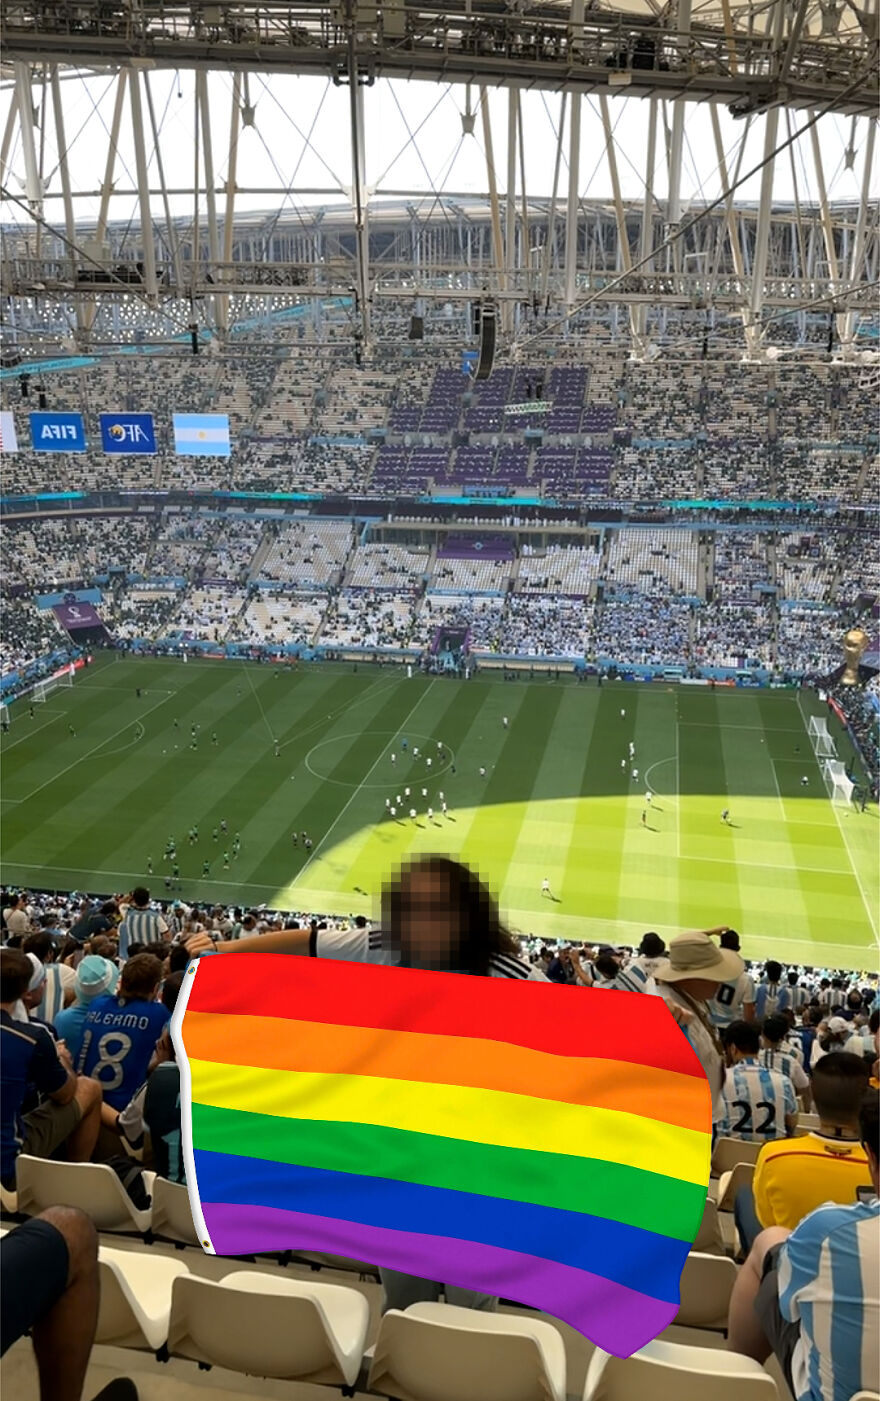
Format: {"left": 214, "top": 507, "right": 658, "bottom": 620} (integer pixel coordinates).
{"left": 653, "top": 931, "right": 745, "bottom": 985}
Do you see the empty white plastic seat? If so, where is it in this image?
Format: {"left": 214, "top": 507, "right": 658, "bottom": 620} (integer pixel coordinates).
{"left": 583, "top": 1338, "right": 779, "bottom": 1400}
{"left": 367, "top": 1301, "right": 567, "bottom": 1401}
{"left": 692, "top": 1197, "right": 725, "bottom": 1256}
{"left": 711, "top": 1137, "right": 762, "bottom": 1179}
{"left": 15, "top": 1157, "right": 152, "bottom": 1235}
{"left": 716, "top": 1161, "right": 757, "bottom": 1213}
{"left": 149, "top": 1178, "right": 199, "bottom": 1246}
{"left": 676, "top": 1252, "right": 738, "bottom": 1330}
{"left": 167, "top": 1269, "right": 368, "bottom": 1387}
{"left": 96, "top": 1246, "right": 188, "bottom": 1351}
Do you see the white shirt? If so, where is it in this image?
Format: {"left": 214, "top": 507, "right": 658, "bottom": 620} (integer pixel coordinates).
{"left": 707, "top": 971, "right": 756, "bottom": 1029}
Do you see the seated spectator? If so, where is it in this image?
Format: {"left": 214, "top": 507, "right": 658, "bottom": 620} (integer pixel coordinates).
{"left": 719, "top": 1020, "right": 798, "bottom": 1143}
{"left": 760, "top": 1014, "right": 811, "bottom": 1108}
{"left": 754, "top": 960, "right": 785, "bottom": 1019}
{"left": 23, "top": 931, "right": 76, "bottom": 1024}
{"left": 2, "top": 894, "right": 32, "bottom": 939}
{"left": 811, "top": 1015, "right": 852, "bottom": 1069}
{"left": 185, "top": 854, "right": 546, "bottom": 1313}
{"left": 546, "top": 946, "right": 578, "bottom": 983}
{"left": 142, "top": 974, "right": 185, "bottom": 1182}
{"left": 845, "top": 1008, "right": 879, "bottom": 1063}
{"left": 726, "top": 1090, "right": 879, "bottom": 1401}
{"left": 707, "top": 930, "right": 756, "bottom": 1028}
{"left": 116, "top": 888, "right": 168, "bottom": 961}
{"left": 632, "top": 931, "right": 666, "bottom": 979}
{"left": 117, "top": 975, "right": 183, "bottom": 1160}
{"left": 53, "top": 957, "right": 120, "bottom": 1065}
{"left": 68, "top": 901, "right": 117, "bottom": 946}
{"left": 653, "top": 930, "right": 744, "bottom": 1130}
{"left": 75, "top": 954, "right": 168, "bottom": 1119}
{"left": 0, "top": 950, "right": 102, "bottom": 1191}
{"left": 0, "top": 1207, "right": 137, "bottom": 1401}
{"left": 734, "top": 1052, "right": 872, "bottom": 1254}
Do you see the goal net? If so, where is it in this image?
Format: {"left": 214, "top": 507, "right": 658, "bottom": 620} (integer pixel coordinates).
{"left": 822, "top": 758, "right": 854, "bottom": 807}
{"left": 807, "top": 715, "right": 835, "bottom": 758}
{"left": 32, "top": 668, "right": 74, "bottom": 703}
{"left": 0, "top": 703, "right": 8, "bottom": 729}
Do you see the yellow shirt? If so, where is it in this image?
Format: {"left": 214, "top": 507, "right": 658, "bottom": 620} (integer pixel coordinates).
{"left": 754, "top": 1131, "right": 872, "bottom": 1231}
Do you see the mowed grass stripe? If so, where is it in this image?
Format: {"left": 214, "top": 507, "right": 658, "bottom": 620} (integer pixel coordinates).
{"left": 49, "top": 667, "right": 363, "bottom": 881}
{"left": 465, "top": 685, "right": 569, "bottom": 904}
{"left": 295, "top": 678, "right": 503, "bottom": 899}
{"left": 676, "top": 690, "right": 743, "bottom": 928}
{"left": 616, "top": 690, "right": 681, "bottom": 930}
{"left": 247, "top": 675, "right": 440, "bottom": 890}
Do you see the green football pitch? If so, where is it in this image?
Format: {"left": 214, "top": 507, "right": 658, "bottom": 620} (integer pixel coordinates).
{"left": 1, "top": 655, "right": 877, "bottom": 972}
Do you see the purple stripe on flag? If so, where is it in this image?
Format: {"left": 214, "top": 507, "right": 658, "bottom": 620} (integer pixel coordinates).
{"left": 200, "top": 1201, "right": 676, "bottom": 1357}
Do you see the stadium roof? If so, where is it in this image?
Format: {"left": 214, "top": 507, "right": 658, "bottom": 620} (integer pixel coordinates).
{"left": 0, "top": 3, "right": 876, "bottom": 356}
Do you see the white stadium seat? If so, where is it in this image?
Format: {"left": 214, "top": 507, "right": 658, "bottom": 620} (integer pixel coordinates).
{"left": 15, "top": 1157, "right": 153, "bottom": 1236}
{"left": 716, "top": 1161, "right": 757, "bottom": 1213}
{"left": 711, "top": 1137, "right": 762, "bottom": 1179}
{"left": 148, "top": 1178, "right": 200, "bottom": 1246}
{"left": 96, "top": 1246, "right": 188, "bottom": 1351}
{"left": 167, "top": 1269, "right": 369, "bottom": 1387}
{"left": 367, "top": 1300, "right": 567, "bottom": 1401}
{"left": 676, "top": 1252, "right": 738, "bottom": 1331}
{"left": 583, "top": 1338, "right": 779, "bottom": 1401}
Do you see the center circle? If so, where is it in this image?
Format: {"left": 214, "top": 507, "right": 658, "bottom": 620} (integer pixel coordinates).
{"left": 304, "top": 730, "right": 456, "bottom": 789}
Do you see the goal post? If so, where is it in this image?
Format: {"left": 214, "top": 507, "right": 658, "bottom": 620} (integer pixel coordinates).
{"left": 807, "top": 715, "right": 835, "bottom": 758}
{"left": 32, "top": 681, "right": 48, "bottom": 703}
{"left": 822, "top": 758, "right": 854, "bottom": 807}
{"left": 0, "top": 703, "right": 9, "bottom": 730}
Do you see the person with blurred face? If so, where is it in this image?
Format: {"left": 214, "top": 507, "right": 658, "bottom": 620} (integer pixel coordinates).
{"left": 183, "top": 855, "right": 547, "bottom": 1312}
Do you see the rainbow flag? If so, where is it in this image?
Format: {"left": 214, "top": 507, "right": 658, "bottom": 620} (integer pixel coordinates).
{"left": 174, "top": 954, "right": 712, "bottom": 1357}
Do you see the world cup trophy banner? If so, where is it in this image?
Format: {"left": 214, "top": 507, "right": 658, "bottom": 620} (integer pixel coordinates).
{"left": 841, "top": 627, "right": 868, "bottom": 687}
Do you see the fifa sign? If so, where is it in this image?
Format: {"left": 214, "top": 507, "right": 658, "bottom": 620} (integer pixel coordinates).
{"left": 29, "top": 412, "right": 88, "bottom": 452}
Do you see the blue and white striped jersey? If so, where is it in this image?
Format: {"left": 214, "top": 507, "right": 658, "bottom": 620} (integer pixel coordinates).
{"left": 707, "top": 971, "right": 756, "bottom": 1028}
{"left": 818, "top": 987, "right": 846, "bottom": 1010}
{"left": 754, "top": 980, "right": 784, "bottom": 1020}
{"left": 718, "top": 1058, "right": 797, "bottom": 1141}
{"left": 777, "top": 1197, "right": 880, "bottom": 1401}
{"left": 785, "top": 985, "right": 810, "bottom": 1014}
{"left": 760, "top": 1046, "right": 810, "bottom": 1095}
{"left": 117, "top": 906, "right": 168, "bottom": 960}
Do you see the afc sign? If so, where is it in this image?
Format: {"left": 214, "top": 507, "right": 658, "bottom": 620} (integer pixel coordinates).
{"left": 108, "top": 421, "right": 149, "bottom": 444}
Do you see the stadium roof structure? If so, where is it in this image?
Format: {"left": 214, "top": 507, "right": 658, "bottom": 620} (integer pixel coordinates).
{"left": 0, "top": 2, "right": 877, "bottom": 359}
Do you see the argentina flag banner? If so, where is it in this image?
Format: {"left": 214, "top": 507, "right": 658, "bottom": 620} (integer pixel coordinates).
{"left": 173, "top": 413, "right": 231, "bottom": 458}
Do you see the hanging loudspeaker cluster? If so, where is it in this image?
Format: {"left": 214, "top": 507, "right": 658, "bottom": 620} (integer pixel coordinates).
{"left": 474, "top": 304, "right": 496, "bottom": 381}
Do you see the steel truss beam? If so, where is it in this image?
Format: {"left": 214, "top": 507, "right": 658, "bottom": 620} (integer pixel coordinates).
{"left": 1, "top": 3, "right": 876, "bottom": 116}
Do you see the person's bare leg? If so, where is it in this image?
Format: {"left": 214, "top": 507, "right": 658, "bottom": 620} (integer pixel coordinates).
{"left": 66, "top": 1078, "right": 103, "bottom": 1163}
{"left": 30, "top": 1206, "right": 99, "bottom": 1401}
{"left": 727, "top": 1226, "right": 791, "bottom": 1363}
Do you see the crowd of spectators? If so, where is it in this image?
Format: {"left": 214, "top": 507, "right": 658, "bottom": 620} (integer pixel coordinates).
{"left": 1, "top": 868, "right": 878, "bottom": 1401}
{"left": 0, "top": 601, "right": 67, "bottom": 676}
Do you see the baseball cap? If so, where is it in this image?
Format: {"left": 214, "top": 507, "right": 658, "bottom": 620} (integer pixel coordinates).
{"left": 826, "top": 1016, "right": 850, "bottom": 1036}
{"left": 653, "top": 931, "right": 744, "bottom": 985}
{"left": 74, "top": 955, "right": 119, "bottom": 1002}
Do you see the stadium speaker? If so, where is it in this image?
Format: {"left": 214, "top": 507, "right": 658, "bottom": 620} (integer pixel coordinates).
{"left": 408, "top": 315, "right": 424, "bottom": 340}
{"left": 474, "top": 306, "right": 496, "bottom": 382}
